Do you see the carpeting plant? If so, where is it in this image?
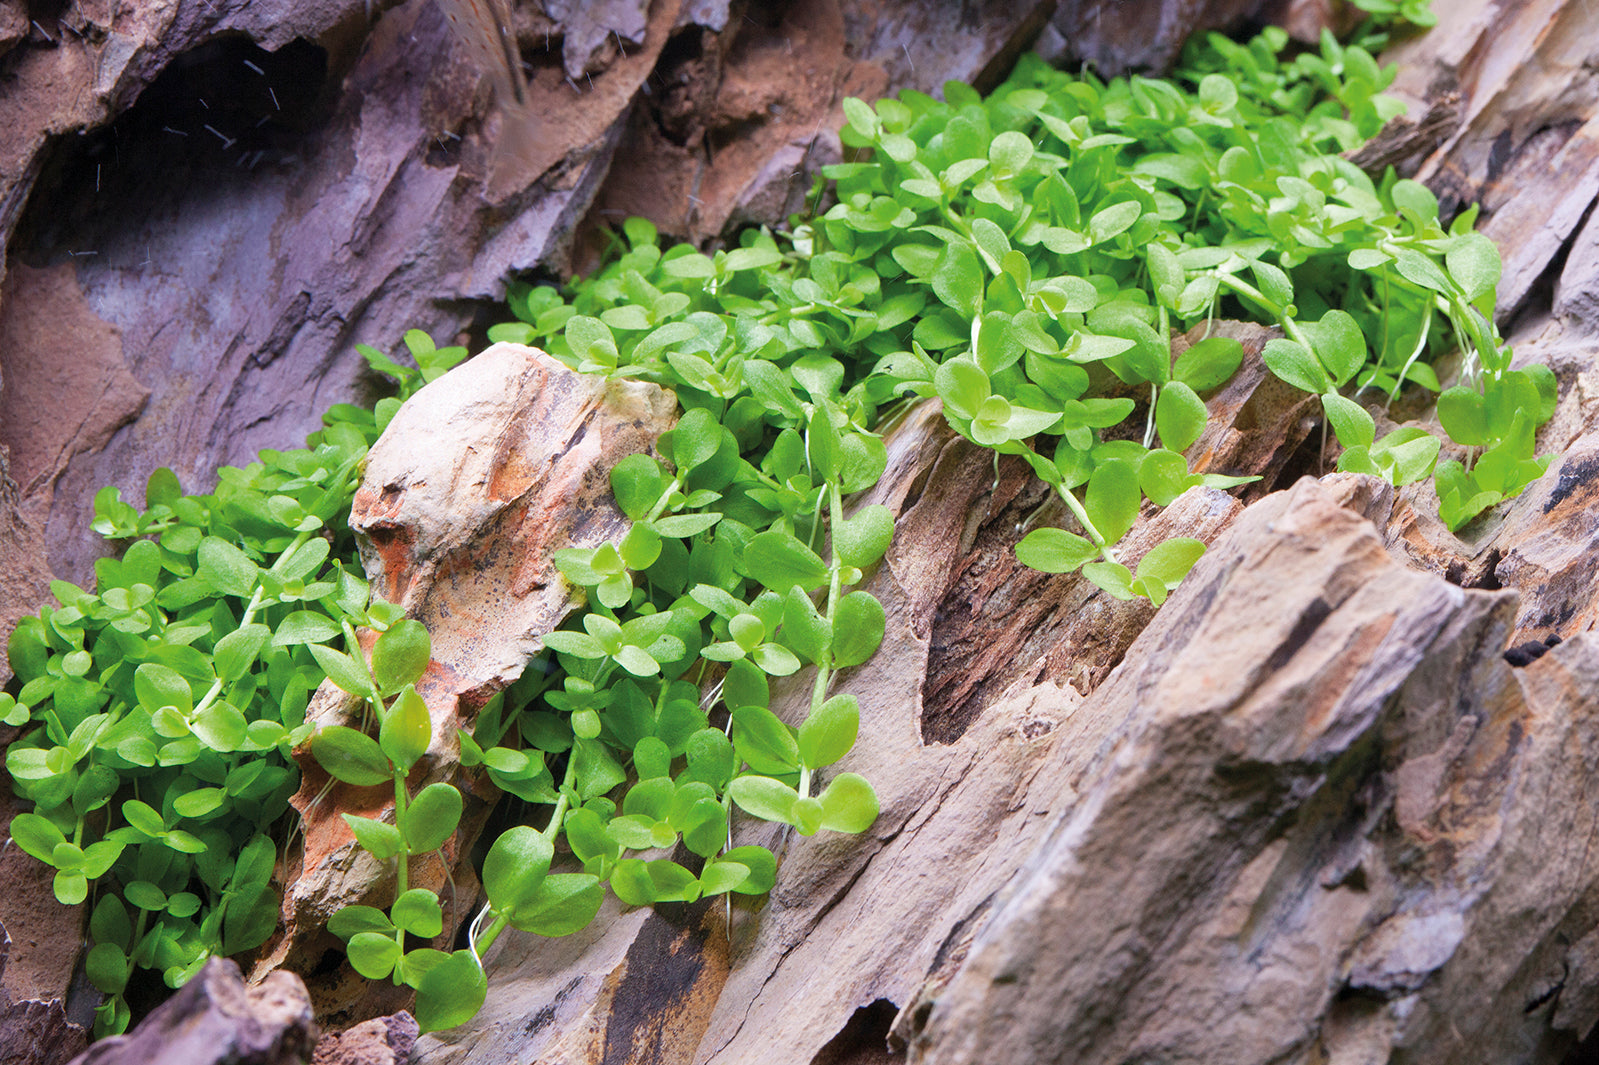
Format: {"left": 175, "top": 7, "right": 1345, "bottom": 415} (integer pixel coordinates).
{"left": 6, "top": 0, "right": 1534, "bottom": 1037}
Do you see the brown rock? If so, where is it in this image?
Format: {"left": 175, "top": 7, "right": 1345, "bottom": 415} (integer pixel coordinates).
{"left": 69, "top": 958, "right": 315, "bottom": 1065}
{"left": 0, "top": 918, "right": 87, "bottom": 1065}
{"left": 312, "top": 1012, "right": 419, "bottom": 1065}
{"left": 262, "top": 344, "right": 674, "bottom": 1018}
{"left": 1380, "top": 0, "right": 1599, "bottom": 317}
{"left": 1042, "top": 0, "right": 1270, "bottom": 75}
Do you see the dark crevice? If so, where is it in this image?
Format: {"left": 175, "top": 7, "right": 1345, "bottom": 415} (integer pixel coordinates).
{"left": 13, "top": 34, "right": 331, "bottom": 263}
{"left": 808, "top": 999, "right": 902, "bottom": 1065}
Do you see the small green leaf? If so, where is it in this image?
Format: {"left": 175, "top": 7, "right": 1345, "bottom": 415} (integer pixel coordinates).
{"left": 415, "top": 951, "right": 487, "bottom": 1032}
{"left": 271, "top": 611, "right": 341, "bottom": 648}
{"left": 831, "top": 592, "right": 885, "bottom": 668}
{"left": 1134, "top": 538, "right": 1206, "bottom": 587}
{"left": 1157, "top": 381, "right": 1208, "bottom": 453}
{"left": 380, "top": 685, "right": 432, "bottom": 772}
{"left": 799, "top": 694, "right": 859, "bottom": 770}
{"left": 1174, "top": 337, "right": 1243, "bottom": 392}
{"left": 1322, "top": 392, "right": 1376, "bottom": 449}
{"left": 744, "top": 530, "right": 830, "bottom": 594}
{"left": 1085, "top": 459, "right": 1141, "bottom": 544}
{"left": 371, "top": 619, "right": 430, "bottom": 696}
{"left": 931, "top": 241, "right": 983, "bottom": 319}
{"left": 483, "top": 825, "right": 554, "bottom": 914}
{"left": 728, "top": 775, "right": 799, "bottom": 826}
{"left": 313, "top": 726, "right": 392, "bottom": 787}
{"left": 1015, "top": 528, "right": 1099, "bottom": 573}
{"left": 1262, "top": 338, "right": 1331, "bottom": 394}
{"left": 508, "top": 874, "right": 604, "bottom": 936}
{"left": 392, "top": 889, "right": 444, "bottom": 938}
{"left": 406, "top": 783, "right": 464, "bottom": 852}
{"left": 342, "top": 814, "right": 403, "bottom": 860}
{"left": 610, "top": 454, "right": 667, "bottom": 520}
{"left": 732, "top": 706, "right": 799, "bottom": 774}
{"left": 818, "top": 772, "right": 879, "bottom": 833}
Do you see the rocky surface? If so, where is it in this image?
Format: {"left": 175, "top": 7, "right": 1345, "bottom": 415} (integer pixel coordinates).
{"left": 67, "top": 958, "right": 315, "bottom": 1065}
{"left": 259, "top": 344, "right": 675, "bottom": 1022}
{"left": 0, "top": 918, "right": 87, "bottom": 1065}
{"left": 311, "top": 1012, "right": 420, "bottom": 1065}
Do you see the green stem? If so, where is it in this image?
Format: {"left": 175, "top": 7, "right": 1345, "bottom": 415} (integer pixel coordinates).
{"left": 393, "top": 770, "right": 411, "bottom": 897}
{"left": 474, "top": 911, "right": 512, "bottom": 955}
{"left": 541, "top": 791, "right": 569, "bottom": 845}
{"left": 644, "top": 476, "right": 684, "bottom": 524}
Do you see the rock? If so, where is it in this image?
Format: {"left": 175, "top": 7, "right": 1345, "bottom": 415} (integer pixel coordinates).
{"left": 0, "top": 918, "right": 87, "bottom": 1065}
{"left": 69, "top": 958, "right": 315, "bottom": 1065}
{"left": 260, "top": 344, "right": 674, "bottom": 1018}
{"left": 904, "top": 475, "right": 1599, "bottom": 1065}
{"left": 312, "top": 1012, "right": 420, "bottom": 1065}
{"left": 0, "top": 773, "right": 85, "bottom": 1009}
{"left": 1380, "top": 0, "right": 1599, "bottom": 318}
{"left": 0, "top": 443, "right": 50, "bottom": 690}
{"left": 576, "top": 0, "right": 1058, "bottom": 251}
{"left": 1042, "top": 0, "right": 1270, "bottom": 75}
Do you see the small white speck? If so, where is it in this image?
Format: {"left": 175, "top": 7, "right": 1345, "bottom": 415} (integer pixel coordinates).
{"left": 243, "top": 59, "right": 265, "bottom": 75}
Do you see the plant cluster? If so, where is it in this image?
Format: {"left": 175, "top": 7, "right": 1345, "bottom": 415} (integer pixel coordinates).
{"left": 2, "top": 332, "right": 464, "bottom": 1035}
{"left": 6, "top": 0, "right": 1535, "bottom": 1040}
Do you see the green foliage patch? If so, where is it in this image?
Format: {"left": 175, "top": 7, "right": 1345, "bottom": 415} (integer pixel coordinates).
{"left": 6, "top": 0, "right": 1544, "bottom": 1038}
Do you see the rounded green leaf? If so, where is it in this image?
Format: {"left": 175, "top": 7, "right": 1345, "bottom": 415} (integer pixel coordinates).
{"left": 1436, "top": 386, "right": 1490, "bottom": 447}
{"left": 1134, "top": 538, "right": 1206, "bottom": 588}
{"left": 192, "top": 702, "right": 247, "bottom": 753}
{"left": 743, "top": 530, "right": 829, "bottom": 594}
{"left": 86, "top": 942, "right": 129, "bottom": 995}
{"left": 1139, "top": 449, "right": 1194, "bottom": 508}
{"left": 483, "top": 825, "right": 554, "bottom": 914}
{"left": 405, "top": 783, "right": 464, "bottom": 853}
{"left": 271, "top": 611, "right": 341, "bottom": 648}
{"left": 10, "top": 812, "right": 66, "bottom": 863}
{"left": 834, "top": 505, "right": 894, "bottom": 569}
{"left": 173, "top": 787, "right": 225, "bottom": 819}
{"left": 312, "top": 726, "right": 392, "bottom": 787}
{"left": 1157, "top": 381, "right": 1208, "bottom": 453}
{"left": 832, "top": 592, "right": 885, "bottom": 669}
{"left": 380, "top": 685, "right": 432, "bottom": 772}
{"left": 720, "top": 846, "right": 778, "bottom": 894}
{"left": 818, "top": 772, "right": 880, "bottom": 833}
{"left": 392, "top": 889, "right": 444, "bottom": 938}
{"left": 1085, "top": 459, "right": 1141, "bottom": 545}
{"left": 1261, "top": 338, "right": 1331, "bottom": 394}
{"left": 415, "top": 950, "right": 487, "bottom": 1033}
{"left": 798, "top": 694, "right": 859, "bottom": 770}
{"left": 348, "top": 931, "right": 401, "bottom": 980}
{"left": 508, "top": 874, "right": 604, "bottom": 936}
{"left": 731, "top": 707, "right": 799, "bottom": 774}
{"left": 134, "top": 664, "right": 192, "bottom": 717}
{"left": 372, "top": 619, "right": 431, "bottom": 696}
{"left": 728, "top": 775, "right": 800, "bottom": 826}
{"left": 1177, "top": 335, "right": 1240, "bottom": 393}
{"left": 342, "top": 814, "right": 402, "bottom": 860}
{"left": 1015, "top": 527, "right": 1099, "bottom": 574}
{"left": 610, "top": 454, "right": 667, "bottom": 521}
{"left": 328, "top": 905, "right": 396, "bottom": 940}
{"left": 213, "top": 625, "right": 270, "bottom": 683}
{"left": 1321, "top": 392, "right": 1376, "bottom": 450}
